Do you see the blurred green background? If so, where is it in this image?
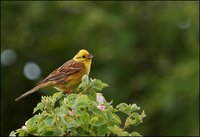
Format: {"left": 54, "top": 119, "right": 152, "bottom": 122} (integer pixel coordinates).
{"left": 1, "top": 1, "right": 199, "bottom": 136}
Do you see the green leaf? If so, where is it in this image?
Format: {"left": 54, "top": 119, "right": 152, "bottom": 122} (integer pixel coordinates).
{"left": 87, "top": 90, "right": 96, "bottom": 100}
{"left": 106, "top": 111, "right": 113, "bottom": 122}
{"left": 33, "top": 102, "right": 44, "bottom": 114}
{"left": 78, "top": 82, "right": 87, "bottom": 90}
{"left": 124, "top": 117, "right": 134, "bottom": 129}
{"left": 93, "top": 79, "right": 103, "bottom": 91}
{"left": 89, "top": 116, "right": 99, "bottom": 124}
{"left": 116, "top": 103, "right": 128, "bottom": 111}
{"left": 131, "top": 104, "right": 140, "bottom": 112}
{"left": 141, "top": 110, "right": 147, "bottom": 119}
{"left": 81, "top": 74, "right": 89, "bottom": 83}
{"left": 73, "top": 95, "right": 89, "bottom": 109}
{"left": 116, "top": 103, "right": 131, "bottom": 115}
{"left": 45, "top": 116, "right": 55, "bottom": 126}
{"left": 132, "top": 111, "right": 146, "bottom": 126}
{"left": 132, "top": 112, "right": 142, "bottom": 125}
{"left": 131, "top": 132, "right": 142, "bottom": 136}
{"left": 77, "top": 127, "right": 85, "bottom": 135}
{"left": 54, "top": 108, "right": 66, "bottom": 116}
{"left": 112, "top": 113, "right": 122, "bottom": 125}
{"left": 91, "top": 105, "right": 106, "bottom": 119}
{"left": 66, "top": 119, "right": 77, "bottom": 128}
{"left": 64, "top": 94, "right": 77, "bottom": 106}
{"left": 97, "top": 124, "right": 107, "bottom": 135}
{"left": 78, "top": 75, "right": 90, "bottom": 91}
{"left": 80, "top": 111, "right": 90, "bottom": 124}
{"left": 52, "top": 91, "right": 64, "bottom": 101}
{"left": 9, "top": 131, "right": 16, "bottom": 136}
{"left": 102, "top": 83, "right": 109, "bottom": 88}
{"left": 66, "top": 94, "right": 77, "bottom": 101}
{"left": 93, "top": 116, "right": 106, "bottom": 126}
{"left": 57, "top": 116, "right": 67, "bottom": 125}
{"left": 26, "top": 116, "right": 37, "bottom": 132}
{"left": 108, "top": 125, "right": 129, "bottom": 136}
{"left": 41, "top": 127, "right": 62, "bottom": 136}
{"left": 16, "top": 128, "right": 27, "bottom": 136}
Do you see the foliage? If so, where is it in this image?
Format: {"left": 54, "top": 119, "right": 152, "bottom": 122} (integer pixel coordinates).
{"left": 10, "top": 75, "right": 146, "bottom": 136}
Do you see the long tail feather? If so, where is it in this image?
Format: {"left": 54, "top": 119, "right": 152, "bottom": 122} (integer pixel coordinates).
{"left": 15, "top": 86, "right": 41, "bottom": 101}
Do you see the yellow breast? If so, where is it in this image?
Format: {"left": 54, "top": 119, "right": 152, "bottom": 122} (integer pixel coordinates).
{"left": 84, "top": 60, "right": 92, "bottom": 75}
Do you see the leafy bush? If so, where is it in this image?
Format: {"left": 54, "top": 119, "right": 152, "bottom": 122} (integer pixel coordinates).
{"left": 10, "top": 75, "right": 146, "bottom": 136}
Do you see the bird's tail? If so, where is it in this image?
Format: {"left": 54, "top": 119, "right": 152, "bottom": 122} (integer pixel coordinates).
{"left": 15, "top": 85, "right": 42, "bottom": 101}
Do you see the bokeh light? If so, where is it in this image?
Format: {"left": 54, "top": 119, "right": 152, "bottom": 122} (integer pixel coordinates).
{"left": 1, "top": 49, "right": 17, "bottom": 66}
{"left": 176, "top": 18, "right": 191, "bottom": 29}
{"left": 23, "top": 62, "right": 41, "bottom": 80}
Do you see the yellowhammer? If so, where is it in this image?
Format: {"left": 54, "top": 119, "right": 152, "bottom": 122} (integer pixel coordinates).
{"left": 15, "top": 49, "right": 93, "bottom": 101}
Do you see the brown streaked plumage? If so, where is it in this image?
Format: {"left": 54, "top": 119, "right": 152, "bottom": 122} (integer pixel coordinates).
{"left": 15, "top": 49, "right": 93, "bottom": 101}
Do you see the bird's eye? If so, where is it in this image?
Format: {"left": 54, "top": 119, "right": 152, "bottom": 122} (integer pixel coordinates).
{"left": 82, "top": 55, "right": 86, "bottom": 58}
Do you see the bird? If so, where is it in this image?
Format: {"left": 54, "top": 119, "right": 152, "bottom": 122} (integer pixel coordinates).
{"left": 15, "top": 49, "right": 94, "bottom": 101}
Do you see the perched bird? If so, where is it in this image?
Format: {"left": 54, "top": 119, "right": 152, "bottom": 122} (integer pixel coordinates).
{"left": 15, "top": 49, "right": 93, "bottom": 101}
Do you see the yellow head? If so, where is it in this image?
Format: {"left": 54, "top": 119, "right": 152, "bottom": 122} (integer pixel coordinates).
{"left": 73, "top": 49, "right": 93, "bottom": 74}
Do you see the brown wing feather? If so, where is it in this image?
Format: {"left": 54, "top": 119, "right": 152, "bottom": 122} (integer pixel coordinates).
{"left": 38, "top": 59, "right": 85, "bottom": 85}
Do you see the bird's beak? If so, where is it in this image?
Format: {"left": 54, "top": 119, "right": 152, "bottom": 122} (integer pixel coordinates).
{"left": 88, "top": 54, "right": 94, "bottom": 59}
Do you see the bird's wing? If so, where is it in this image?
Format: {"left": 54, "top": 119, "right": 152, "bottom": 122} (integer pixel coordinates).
{"left": 38, "top": 59, "right": 85, "bottom": 84}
